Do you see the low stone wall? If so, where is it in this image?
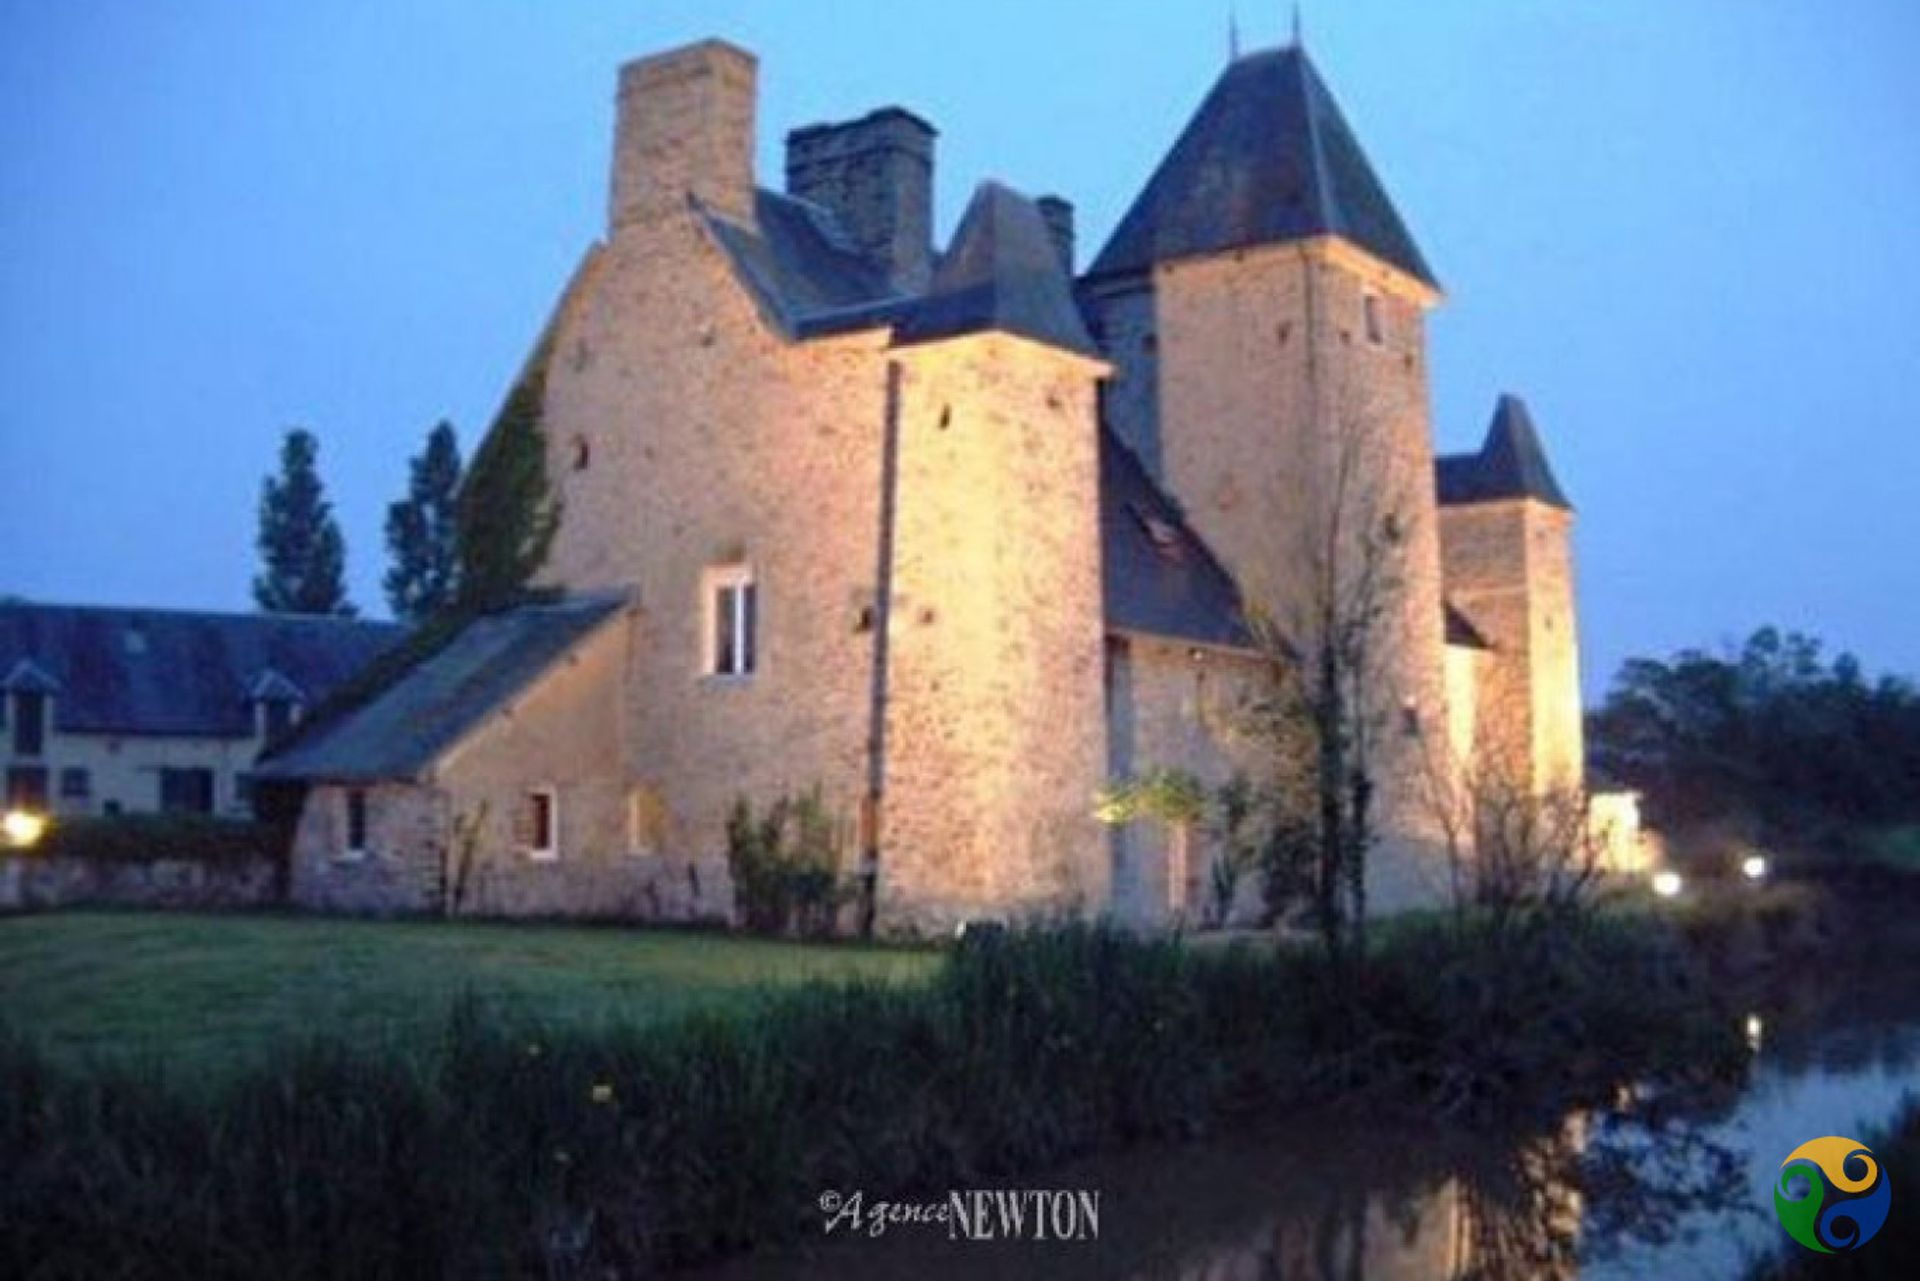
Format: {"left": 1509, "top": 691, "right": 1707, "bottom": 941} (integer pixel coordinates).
{"left": 0, "top": 854, "right": 280, "bottom": 912}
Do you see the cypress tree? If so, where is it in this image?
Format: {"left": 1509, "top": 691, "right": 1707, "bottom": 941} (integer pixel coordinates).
{"left": 253, "top": 427, "right": 355, "bottom": 616}
{"left": 383, "top": 420, "right": 464, "bottom": 621}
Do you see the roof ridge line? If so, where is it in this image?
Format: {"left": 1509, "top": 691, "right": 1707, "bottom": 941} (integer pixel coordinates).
{"left": 1294, "top": 50, "right": 1340, "bottom": 240}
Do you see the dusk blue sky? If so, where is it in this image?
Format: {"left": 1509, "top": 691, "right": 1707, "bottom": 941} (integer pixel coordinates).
{"left": 2, "top": 1, "right": 1916, "bottom": 701}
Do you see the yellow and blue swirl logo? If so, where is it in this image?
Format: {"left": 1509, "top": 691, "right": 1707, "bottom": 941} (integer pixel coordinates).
{"left": 1774, "top": 1136, "right": 1892, "bottom": 1253}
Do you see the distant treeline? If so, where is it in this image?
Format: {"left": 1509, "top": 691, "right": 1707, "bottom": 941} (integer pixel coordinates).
{"left": 1589, "top": 627, "right": 1920, "bottom": 836}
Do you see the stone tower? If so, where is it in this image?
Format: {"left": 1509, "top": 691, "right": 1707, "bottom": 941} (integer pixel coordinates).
{"left": 877, "top": 183, "right": 1113, "bottom": 925}
{"left": 1081, "top": 46, "right": 1452, "bottom": 909}
{"left": 536, "top": 39, "right": 1111, "bottom": 933}
{"left": 1437, "top": 395, "right": 1583, "bottom": 793}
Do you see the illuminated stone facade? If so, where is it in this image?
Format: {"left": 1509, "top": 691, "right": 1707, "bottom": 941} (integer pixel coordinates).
{"left": 277, "top": 37, "right": 1596, "bottom": 929}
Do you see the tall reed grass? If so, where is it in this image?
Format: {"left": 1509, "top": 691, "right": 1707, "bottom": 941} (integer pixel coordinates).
{"left": 1, "top": 914, "right": 1738, "bottom": 1277}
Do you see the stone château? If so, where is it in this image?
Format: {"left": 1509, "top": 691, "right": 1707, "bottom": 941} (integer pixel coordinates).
{"left": 261, "top": 36, "right": 1599, "bottom": 931}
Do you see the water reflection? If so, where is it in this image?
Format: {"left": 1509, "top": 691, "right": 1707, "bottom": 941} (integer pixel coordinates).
{"left": 690, "top": 978, "right": 1920, "bottom": 1281}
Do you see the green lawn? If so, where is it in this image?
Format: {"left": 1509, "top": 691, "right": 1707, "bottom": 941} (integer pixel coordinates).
{"left": 0, "top": 911, "right": 938, "bottom": 1072}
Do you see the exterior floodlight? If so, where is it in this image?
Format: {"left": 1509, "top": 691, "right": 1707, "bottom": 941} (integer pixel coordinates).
{"left": 1741, "top": 855, "right": 1768, "bottom": 882}
{"left": 2, "top": 809, "right": 48, "bottom": 849}
{"left": 1651, "top": 870, "right": 1683, "bottom": 899}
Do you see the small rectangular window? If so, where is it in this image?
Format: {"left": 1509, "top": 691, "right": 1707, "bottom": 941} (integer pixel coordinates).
{"left": 344, "top": 788, "right": 369, "bottom": 857}
{"left": 521, "top": 788, "right": 558, "bottom": 860}
{"left": 705, "top": 566, "right": 758, "bottom": 677}
{"left": 59, "top": 767, "right": 90, "bottom": 799}
{"left": 1363, "top": 293, "right": 1386, "bottom": 346}
{"left": 628, "top": 786, "right": 664, "bottom": 857}
{"left": 159, "top": 767, "right": 214, "bottom": 815}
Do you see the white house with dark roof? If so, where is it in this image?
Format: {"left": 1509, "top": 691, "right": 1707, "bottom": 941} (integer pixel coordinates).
{"left": 0, "top": 602, "right": 401, "bottom": 819}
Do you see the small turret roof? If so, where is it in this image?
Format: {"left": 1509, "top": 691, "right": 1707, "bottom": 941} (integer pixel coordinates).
{"left": 1088, "top": 46, "right": 1436, "bottom": 288}
{"left": 1436, "top": 394, "right": 1572, "bottom": 510}
{"left": 894, "top": 181, "right": 1100, "bottom": 357}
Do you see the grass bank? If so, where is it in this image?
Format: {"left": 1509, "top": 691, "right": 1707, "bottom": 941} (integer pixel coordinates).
{"left": 0, "top": 911, "right": 935, "bottom": 1072}
{"left": 2, "top": 912, "right": 1741, "bottom": 1278}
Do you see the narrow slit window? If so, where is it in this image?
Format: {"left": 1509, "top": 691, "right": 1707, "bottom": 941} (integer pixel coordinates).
{"left": 345, "top": 788, "right": 369, "bottom": 857}
{"left": 1363, "top": 293, "right": 1386, "bottom": 346}
{"left": 523, "top": 788, "right": 558, "bottom": 860}
{"left": 705, "top": 567, "right": 758, "bottom": 677}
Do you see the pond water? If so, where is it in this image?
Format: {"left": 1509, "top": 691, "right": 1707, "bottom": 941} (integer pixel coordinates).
{"left": 691, "top": 963, "right": 1919, "bottom": 1280}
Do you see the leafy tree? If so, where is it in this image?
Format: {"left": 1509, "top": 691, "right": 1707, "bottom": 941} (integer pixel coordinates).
{"left": 1238, "top": 381, "right": 1409, "bottom": 966}
{"left": 383, "top": 420, "right": 463, "bottom": 621}
{"left": 456, "top": 354, "right": 561, "bottom": 611}
{"left": 253, "top": 428, "right": 354, "bottom": 616}
{"left": 1589, "top": 627, "right": 1920, "bottom": 837}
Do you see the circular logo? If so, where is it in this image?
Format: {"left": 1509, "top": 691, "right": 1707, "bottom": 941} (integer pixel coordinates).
{"left": 1773, "top": 1136, "right": 1892, "bottom": 1253}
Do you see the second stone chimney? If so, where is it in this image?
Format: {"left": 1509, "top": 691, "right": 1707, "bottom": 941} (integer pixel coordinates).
{"left": 785, "top": 108, "right": 936, "bottom": 293}
{"left": 610, "top": 40, "right": 758, "bottom": 233}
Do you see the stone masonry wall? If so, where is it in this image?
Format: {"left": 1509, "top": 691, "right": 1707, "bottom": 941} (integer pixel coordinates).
{"left": 288, "top": 781, "right": 446, "bottom": 914}
{"left": 436, "top": 611, "right": 724, "bottom": 919}
{"left": 539, "top": 202, "right": 888, "bottom": 922}
{"left": 0, "top": 852, "right": 278, "bottom": 912}
{"left": 1148, "top": 240, "right": 1454, "bottom": 913}
{"left": 1105, "top": 635, "right": 1274, "bottom": 927}
{"left": 878, "top": 335, "right": 1110, "bottom": 932}
{"left": 1439, "top": 499, "right": 1583, "bottom": 793}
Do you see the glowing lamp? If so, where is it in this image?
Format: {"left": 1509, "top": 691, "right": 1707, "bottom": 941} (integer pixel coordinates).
{"left": 1651, "top": 870, "right": 1683, "bottom": 899}
{"left": 1741, "top": 855, "right": 1768, "bottom": 882}
{"left": 2, "top": 809, "right": 48, "bottom": 849}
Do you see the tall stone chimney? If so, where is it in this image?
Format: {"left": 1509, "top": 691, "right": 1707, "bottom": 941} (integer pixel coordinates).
{"left": 1037, "top": 196, "right": 1076, "bottom": 274}
{"left": 610, "top": 40, "right": 757, "bottom": 233}
{"left": 785, "top": 108, "right": 936, "bottom": 293}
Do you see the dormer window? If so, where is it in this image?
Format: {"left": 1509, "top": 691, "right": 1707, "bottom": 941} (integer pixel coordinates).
{"left": 1129, "top": 503, "right": 1187, "bottom": 564}
{"left": 262, "top": 698, "right": 297, "bottom": 741}
{"left": 11, "top": 691, "right": 46, "bottom": 757}
{"left": 3, "top": 661, "right": 59, "bottom": 757}
{"left": 250, "top": 669, "right": 307, "bottom": 740}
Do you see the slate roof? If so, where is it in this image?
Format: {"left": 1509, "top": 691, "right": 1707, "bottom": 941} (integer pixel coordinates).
{"left": 893, "top": 182, "right": 1100, "bottom": 358}
{"left": 700, "top": 189, "right": 899, "bottom": 336}
{"left": 702, "top": 183, "right": 1096, "bottom": 357}
{"left": 1088, "top": 46, "right": 1436, "bottom": 288}
{"left": 1436, "top": 394, "right": 1572, "bottom": 510}
{"left": 254, "top": 593, "right": 630, "bottom": 783}
{"left": 0, "top": 603, "right": 403, "bottom": 738}
{"left": 1100, "top": 431, "right": 1252, "bottom": 649}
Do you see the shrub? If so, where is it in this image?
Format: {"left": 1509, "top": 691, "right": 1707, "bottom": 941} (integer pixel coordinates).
{"left": 725, "top": 789, "right": 851, "bottom": 937}
{"left": 35, "top": 814, "right": 282, "bottom": 864}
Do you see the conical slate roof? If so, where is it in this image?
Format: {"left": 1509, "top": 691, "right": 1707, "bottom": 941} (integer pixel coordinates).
{"left": 894, "top": 181, "right": 1100, "bottom": 357}
{"left": 1436, "top": 395, "right": 1572, "bottom": 510}
{"left": 1089, "top": 47, "right": 1436, "bottom": 288}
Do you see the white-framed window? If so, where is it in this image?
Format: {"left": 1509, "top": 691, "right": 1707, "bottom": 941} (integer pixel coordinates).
{"left": 520, "top": 787, "right": 559, "bottom": 861}
{"left": 1363, "top": 292, "right": 1386, "bottom": 345}
{"left": 702, "top": 565, "right": 758, "bottom": 678}
{"left": 341, "top": 788, "right": 369, "bottom": 861}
